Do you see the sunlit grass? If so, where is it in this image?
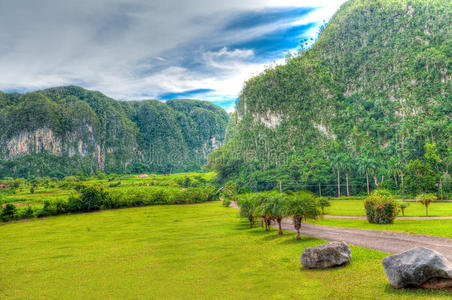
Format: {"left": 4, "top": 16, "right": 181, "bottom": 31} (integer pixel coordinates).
{"left": 0, "top": 202, "right": 449, "bottom": 299}
{"left": 325, "top": 200, "right": 452, "bottom": 217}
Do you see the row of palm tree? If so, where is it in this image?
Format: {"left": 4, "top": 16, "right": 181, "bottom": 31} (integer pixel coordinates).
{"left": 330, "top": 153, "right": 378, "bottom": 197}
{"left": 237, "top": 191, "right": 321, "bottom": 240}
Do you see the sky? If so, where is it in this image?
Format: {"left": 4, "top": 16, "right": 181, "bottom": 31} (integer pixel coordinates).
{"left": 0, "top": 0, "right": 346, "bottom": 112}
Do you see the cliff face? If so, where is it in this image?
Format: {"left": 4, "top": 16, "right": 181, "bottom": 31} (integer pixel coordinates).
{"left": 0, "top": 86, "right": 228, "bottom": 177}
{"left": 208, "top": 0, "right": 451, "bottom": 191}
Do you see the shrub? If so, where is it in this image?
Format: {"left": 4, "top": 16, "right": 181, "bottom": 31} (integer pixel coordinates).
{"left": 1, "top": 203, "right": 17, "bottom": 222}
{"left": 364, "top": 189, "right": 398, "bottom": 224}
{"left": 109, "top": 181, "right": 121, "bottom": 188}
{"left": 19, "top": 206, "right": 35, "bottom": 219}
{"left": 68, "top": 185, "right": 109, "bottom": 212}
{"left": 223, "top": 199, "right": 231, "bottom": 207}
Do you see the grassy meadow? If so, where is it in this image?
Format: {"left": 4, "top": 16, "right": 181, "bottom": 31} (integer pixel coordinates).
{"left": 324, "top": 199, "right": 452, "bottom": 217}
{"left": 1, "top": 202, "right": 451, "bottom": 299}
{"left": 0, "top": 172, "right": 216, "bottom": 207}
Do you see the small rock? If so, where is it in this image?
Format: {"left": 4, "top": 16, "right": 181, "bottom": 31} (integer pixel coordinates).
{"left": 382, "top": 247, "right": 452, "bottom": 289}
{"left": 301, "top": 241, "right": 351, "bottom": 269}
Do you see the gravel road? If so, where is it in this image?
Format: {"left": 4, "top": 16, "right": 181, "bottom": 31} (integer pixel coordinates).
{"left": 230, "top": 201, "right": 452, "bottom": 260}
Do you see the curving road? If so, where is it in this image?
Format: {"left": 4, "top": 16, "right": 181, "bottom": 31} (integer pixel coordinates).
{"left": 230, "top": 202, "right": 452, "bottom": 260}
{"left": 280, "top": 218, "right": 452, "bottom": 261}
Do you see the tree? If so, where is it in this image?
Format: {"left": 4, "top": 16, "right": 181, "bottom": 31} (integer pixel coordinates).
{"left": 285, "top": 191, "right": 320, "bottom": 240}
{"left": 68, "top": 185, "right": 109, "bottom": 212}
{"left": 269, "top": 194, "right": 288, "bottom": 235}
{"left": 238, "top": 196, "right": 256, "bottom": 228}
{"left": 358, "top": 155, "right": 376, "bottom": 195}
{"left": 440, "top": 173, "right": 452, "bottom": 200}
{"left": 405, "top": 159, "right": 436, "bottom": 195}
{"left": 330, "top": 154, "right": 344, "bottom": 197}
{"left": 0, "top": 203, "right": 17, "bottom": 222}
{"left": 415, "top": 193, "right": 437, "bottom": 217}
{"left": 397, "top": 202, "right": 409, "bottom": 217}
{"left": 318, "top": 197, "right": 331, "bottom": 215}
{"left": 257, "top": 195, "right": 274, "bottom": 232}
{"left": 343, "top": 154, "right": 354, "bottom": 197}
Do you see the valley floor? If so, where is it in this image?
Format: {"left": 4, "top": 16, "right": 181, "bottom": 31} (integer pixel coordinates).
{"left": 1, "top": 202, "right": 451, "bottom": 299}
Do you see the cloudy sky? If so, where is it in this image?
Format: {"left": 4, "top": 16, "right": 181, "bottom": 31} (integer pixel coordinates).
{"left": 0, "top": 0, "right": 346, "bottom": 111}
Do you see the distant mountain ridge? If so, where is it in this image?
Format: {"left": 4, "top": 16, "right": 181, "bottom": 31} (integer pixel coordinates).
{"left": 0, "top": 86, "right": 228, "bottom": 177}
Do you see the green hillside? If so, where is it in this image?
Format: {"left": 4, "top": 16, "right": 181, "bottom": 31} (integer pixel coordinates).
{"left": 0, "top": 86, "right": 228, "bottom": 177}
{"left": 207, "top": 0, "right": 452, "bottom": 196}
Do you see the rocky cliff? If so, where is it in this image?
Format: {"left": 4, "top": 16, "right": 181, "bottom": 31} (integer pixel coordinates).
{"left": 0, "top": 86, "right": 228, "bottom": 177}
{"left": 207, "top": 0, "right": 451, "bottom": 193}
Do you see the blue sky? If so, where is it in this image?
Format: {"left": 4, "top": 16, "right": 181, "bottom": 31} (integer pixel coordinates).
{"left": 0, "top": 0, "right": 346, "bottom": 112}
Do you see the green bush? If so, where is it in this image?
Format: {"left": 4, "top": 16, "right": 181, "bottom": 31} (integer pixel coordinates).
{"left": 364, "top": 189, "right": 398, "bottom": 224}
{"left": 19, "top": 206, "right": 35, "bottom": 219}
{"left": 1, "top": 203, "right": 17, "bottom": 222}
{"left": 223, "top": 199, "right": 231, "bottom": 207}
{"left": 68, "top": 185, "right": 109, "bottom": 212}
{"left": 36, "top": 201, "right": 54, "bottom": 218}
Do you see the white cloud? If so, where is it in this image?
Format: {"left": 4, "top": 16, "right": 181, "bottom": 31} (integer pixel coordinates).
{"left": 0, "top": 0, "right": 345, "bottom": 107}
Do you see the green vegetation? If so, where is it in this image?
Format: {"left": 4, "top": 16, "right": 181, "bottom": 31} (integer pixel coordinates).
{"left": 397, "top": 201, "right": 410, "bottom": 217}
{"left": 207, "top": 0, "right": 452, "bottom": 200}
{"left": 415, "top": 193, "right": 438, "bottom": 216}
{"left": 0, "top": 86, "right": 228, "bottom": 178}
{"left": 364, "top": 190, "right": 398, "bottom": 224}
{"left": 238, "top": 191, "right": 320, "bottom": 238}
{"left": 324, "top": 199, "right": 452, "bottom": 217}
{"left": 0, "top": 172, "right": 218, "bottom": 223}
{"left": 2, "top": 202, "right": 450, "bottom": 299}
{"left": 318, "top": 197, "right": 331, "bottom": 215}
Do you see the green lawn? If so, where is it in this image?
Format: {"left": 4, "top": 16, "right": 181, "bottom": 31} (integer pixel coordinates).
{"left": 1, "top": 203, "right": 450, "bottom": 299}
{"left": 311, "top": 218, "right": 452, "bottom": 239}
{"left": 325, "top": 200, "right": 452, "bottom": 217}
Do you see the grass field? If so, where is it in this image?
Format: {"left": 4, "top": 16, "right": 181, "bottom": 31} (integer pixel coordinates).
{"left": 325, "top": 200, "right": 452, "bottom": 217}
{"left": 0, "top": 172, "right": 216, "bottom": 207}
{"left": 1, "top": 202, "right": 450, "bottom": 299}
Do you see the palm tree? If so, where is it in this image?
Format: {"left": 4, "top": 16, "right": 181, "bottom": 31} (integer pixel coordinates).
{"left": 238, "top": 195, "right": 256, "bottom": 228}
{"left": 269, "top": 194, "right": 288, "bottom": 235}
{"left": 416, "top": 193, "right": 437, "bottom": 217}
{"left": 343, "top": 154, "right": 354, "bottom": 197}
{"left": 358, "top": 155, "right": 376, "bottom": 195}
{"left": 285, "top": 191, "right": 320, "bottom": 240}
{"left": 330, "top": 154, "right": 344, "bottom": 197}
{"left": 257, "top": 193, "right": 274, "bottom": 232}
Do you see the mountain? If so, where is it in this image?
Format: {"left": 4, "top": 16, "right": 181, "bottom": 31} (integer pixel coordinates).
{"left": 207, "top": 0, "right": 452, "bottom": 194}
{"left": 0, "top": 86, "right": 228, "bottom": 178}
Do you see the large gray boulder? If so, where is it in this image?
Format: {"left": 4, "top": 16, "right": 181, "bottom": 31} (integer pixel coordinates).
{"left": 382, "top": 247, "right": 452, "bottom": 289}
{"left": 301, "top": 241, "right": 351, "bottom": 269}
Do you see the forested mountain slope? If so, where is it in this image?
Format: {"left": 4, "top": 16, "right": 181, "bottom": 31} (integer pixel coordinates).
{"left": 0, "top": 86, "right": 228, "bottom": 177}
{"left": 207, "top": 0, "right": 452, "bottom": 195}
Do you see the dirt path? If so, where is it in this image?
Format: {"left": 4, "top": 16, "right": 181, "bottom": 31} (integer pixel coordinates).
{"left": 323, "top": 215, "right": 452, "bottom": 220}
{"left": 229, "top": 202, "right": 452, "bottom": 260}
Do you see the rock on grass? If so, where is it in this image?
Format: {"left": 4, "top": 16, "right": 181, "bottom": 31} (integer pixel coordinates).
{"left": 301, "top": 241, "right": 351, "bottom": 269}
{"left": 382, "top": 247, "right": 452, "bottom": 289}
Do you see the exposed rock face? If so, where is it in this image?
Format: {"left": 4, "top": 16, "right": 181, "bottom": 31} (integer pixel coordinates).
{"left": 382, "top": 247, "right": 452, "bottom": 289}
{"left": 0, "top": 86, "right": 228, "bottom": 177}
{"left": 301, "top": 241, "right": 351, "bottom": 269}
